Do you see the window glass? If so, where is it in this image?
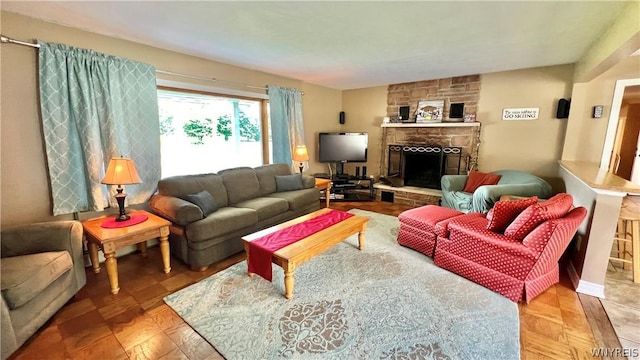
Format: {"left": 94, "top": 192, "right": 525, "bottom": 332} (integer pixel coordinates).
{"left": 158, "top": 89, "right": 264, "bottom": 177}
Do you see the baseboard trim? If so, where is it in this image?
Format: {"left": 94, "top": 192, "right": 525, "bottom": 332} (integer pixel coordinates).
{"left": 576, "top": 281, "right": 605, "bottom": 299}
{"left": 567, "top": 262, "right": 605, "bottom": 298}
{"left": 566, "top": 262, "right": 581, "bottom": 289}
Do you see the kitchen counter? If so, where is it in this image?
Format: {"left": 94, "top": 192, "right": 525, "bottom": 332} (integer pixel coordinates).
{"left": 558, "top": 160, "right": 639, "bottom": 298}
{"left": 558, "top": 160, "right": 640, "bottom": 194}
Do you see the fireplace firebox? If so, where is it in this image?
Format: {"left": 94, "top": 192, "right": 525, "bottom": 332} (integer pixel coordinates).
{"left": 387, "top": 145, "right": 462, "bottom": 189}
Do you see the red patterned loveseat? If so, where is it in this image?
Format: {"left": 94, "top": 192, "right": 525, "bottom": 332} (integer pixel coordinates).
{"left": 398, "top": 194, "right": 587, "bottom": 303}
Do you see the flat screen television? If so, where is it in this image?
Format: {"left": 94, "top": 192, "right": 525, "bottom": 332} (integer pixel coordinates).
{"left": 318, "top": 132, "right": 368, "bottom": 164}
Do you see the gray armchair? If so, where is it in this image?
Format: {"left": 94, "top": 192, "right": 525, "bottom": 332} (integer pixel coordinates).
{"left": 1, "top": 221, "right": 86, "bottom": 359}
{"left": 440, "top": 169, "right": 553, "bottom": 213}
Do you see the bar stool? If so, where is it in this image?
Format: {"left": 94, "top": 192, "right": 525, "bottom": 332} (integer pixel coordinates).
{"left": 609, "top": 196, "right": 640, "bottom": 283}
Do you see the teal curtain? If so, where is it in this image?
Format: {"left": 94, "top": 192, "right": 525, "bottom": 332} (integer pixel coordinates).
{"left": 38, "top": 42, "right": 161, "bottom": 215}
{"left": 268, "top": 85, "right": 305, "bottom": 166}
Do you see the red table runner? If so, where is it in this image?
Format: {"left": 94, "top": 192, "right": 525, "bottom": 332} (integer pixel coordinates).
{"left": 247, "top": 210, "right": 354, "bottom": 281}
{"left": 101, "top": 214, "right": 148, "bottom": 228}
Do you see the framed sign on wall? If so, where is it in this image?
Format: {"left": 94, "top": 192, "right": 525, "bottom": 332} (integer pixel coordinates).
{"left": 502, "top": 108, "right": 539, "bottom": 121}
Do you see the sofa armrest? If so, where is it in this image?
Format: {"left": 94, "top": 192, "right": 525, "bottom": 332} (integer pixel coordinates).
{"left": 0, "top": 221, "right": 83, "bottom": 259}
{"left": 1, "top": 297, "right": 17, "bottom": 360}
{"left": 472, "top": 183, "right": 549, "bottom": 213}
{"left": 301, "top": 175, "right": 315, "bottom": 189}
{"left": 441, "top": 175, "right": 468, "bottom": 192}
{"left": 149, "top": 194, "right": 203, "bottom": 226}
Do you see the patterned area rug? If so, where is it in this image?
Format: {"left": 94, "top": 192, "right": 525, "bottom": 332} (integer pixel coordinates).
{"left": 164, "top": 209, "right": 520, "bottom": 359}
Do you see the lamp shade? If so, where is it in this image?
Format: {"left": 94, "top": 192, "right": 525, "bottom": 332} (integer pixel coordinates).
{"left": 101, "top": 157, "right": 142, "bottom": 185}
{"left": 292, "top": 145, "right": 309, "bottom": 162}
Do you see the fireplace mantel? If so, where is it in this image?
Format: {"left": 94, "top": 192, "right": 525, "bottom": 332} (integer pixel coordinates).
{"left": 381, "top": 122, "right": 480, "bottom": 128}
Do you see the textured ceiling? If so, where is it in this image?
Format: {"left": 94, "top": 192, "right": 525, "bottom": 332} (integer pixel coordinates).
{"left": 1, "top": 1, "right": 632, "bottom": 90}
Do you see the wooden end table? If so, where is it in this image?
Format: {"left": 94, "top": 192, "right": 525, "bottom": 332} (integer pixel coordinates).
{"left": 315, "top": 178, "right": 332, "bottom": 208}
{"left": 82, "top": 210, "right": 172, "bottom": 294}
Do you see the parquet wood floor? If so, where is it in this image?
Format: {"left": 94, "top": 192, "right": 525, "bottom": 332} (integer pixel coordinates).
{"left": 8, "top": 201, "right": 615, "bottom": 360}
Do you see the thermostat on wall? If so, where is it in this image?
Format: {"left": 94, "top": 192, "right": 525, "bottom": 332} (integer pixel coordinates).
{"left": 593, "top": 105, "right": 604, "bottom": 118}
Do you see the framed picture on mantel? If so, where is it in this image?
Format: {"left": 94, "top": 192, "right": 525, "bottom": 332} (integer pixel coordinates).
{"left": 464, "top": 113, "right": 477, "bottom": 122}
{"left": 416, "top": 100, "right": 444, "bottom": 123}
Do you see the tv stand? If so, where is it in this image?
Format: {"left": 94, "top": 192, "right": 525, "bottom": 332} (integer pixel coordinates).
{"left": 329, "top": 175, "right": 374, "bottom": 202}
{"left": 334, "top": 161, "right": 346, "bottom": 177}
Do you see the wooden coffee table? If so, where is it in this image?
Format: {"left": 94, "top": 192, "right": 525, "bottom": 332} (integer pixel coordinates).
{"left": 242, "top": 208, "right": 368, "bottom": 299}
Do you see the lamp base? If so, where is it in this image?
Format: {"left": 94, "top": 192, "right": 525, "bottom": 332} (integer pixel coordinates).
{"left": 114, "top": 186, "right": 130, "bottom": 222}
{"left": 115, "top": 213, "right": 131, "bottom": 222}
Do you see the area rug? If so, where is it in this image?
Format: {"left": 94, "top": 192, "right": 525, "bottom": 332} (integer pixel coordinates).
{"left": 164, "top": 209, "right": 520, "bottom": 359}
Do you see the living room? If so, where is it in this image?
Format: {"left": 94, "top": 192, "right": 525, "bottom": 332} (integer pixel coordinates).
{"left": 1, "top": 1, "right": 640, "bottom": 359}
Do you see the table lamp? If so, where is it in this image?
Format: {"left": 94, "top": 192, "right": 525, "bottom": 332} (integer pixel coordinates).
{"left": 101, "top": 157, "right": 141, "bottom": 221}
{"left": 292, "top": 145, "right": 309, "bottom": 174}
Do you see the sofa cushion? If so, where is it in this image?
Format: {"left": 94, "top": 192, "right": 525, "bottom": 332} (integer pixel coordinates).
{"left": 158, "top": 173, "right": 229, "bottom": 208}
{"left": 267, "top": 188, "right": 319, "bottom": 210}
{"left": 185, "top": 190, "right": 218, "bottom": 217}
{"left": 398, "top": 205, "right": 464, "bottom": 237}
{"left": 233, "top": 197, "right": 289, "bottom": 222}
{"left": 185, "top": 207, "right": 258, "bottom": 242}
{"left": 1, "top": 251, "right": 72, "bottom": 309}
{"left": 463, "top": 170, "right": 502, "bottom": 193}
{"left": 276, "top": 174, "right": 303, "bottom": 192}
{"left": 435, "top": 212, "right": 484, "bottom": 238}
{"left": 255, "top": 163, "right": 292, "bottom": 195}
{"left": 504, "top": 193, "right": 573, "bottom": 240}
{"left": 486, "top": 196, "right": 538, "bottom": 233}
{"left": 219, "top": 167, "right": 261, "bottom": 205}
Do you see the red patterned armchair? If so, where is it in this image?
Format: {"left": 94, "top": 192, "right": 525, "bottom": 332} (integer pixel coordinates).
{"left": 433, "top": 194, "right": 586, "bottom": 303}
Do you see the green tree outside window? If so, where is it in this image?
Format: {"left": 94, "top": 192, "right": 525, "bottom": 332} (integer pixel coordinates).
{"left": 183, "top": 118, "right": 214, "bottom": 145}
{"left": 216, "top": 115, "right": 233, "bottom": 141}
{"left": 238, "top": 111, "right": 261, "bottom": 142}
{"left": 160, "top": 115, "right": 175, "bottom": 136}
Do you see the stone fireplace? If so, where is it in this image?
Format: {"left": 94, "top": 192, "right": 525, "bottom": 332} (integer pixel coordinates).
{"left": 374, "top": 75, "right": 482, "bottom": 206}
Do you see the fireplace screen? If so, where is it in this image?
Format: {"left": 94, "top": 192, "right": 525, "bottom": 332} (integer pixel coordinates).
{"left": 387, "top": 145, "right": 462, "bottom": 189}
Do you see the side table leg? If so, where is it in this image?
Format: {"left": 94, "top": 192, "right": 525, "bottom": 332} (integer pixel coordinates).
{"left": 159, "top": 234, "right": 171, "bottom": 274}
{"left": 104, "top": 252, "right": 120, "bottom": 295}
{"left": 357, "top": 228, "right": 366, "bottom": 250}
{"left": 88, "top": 242, "right": 101, "bottom": 274}
{"left": 325, "top": 187, "right": 330, "bottom": 208}
{"left": 138, "top": 241, "right": 148, "bottom": 258}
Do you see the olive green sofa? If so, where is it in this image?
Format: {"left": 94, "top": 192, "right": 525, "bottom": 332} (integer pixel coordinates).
{"left": 149, "top": 164, "right": 320, "bottom": 270}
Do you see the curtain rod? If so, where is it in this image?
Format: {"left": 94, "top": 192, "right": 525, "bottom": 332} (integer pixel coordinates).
{"left": 156, "top": 69, "right": 268, "bottom": 92}
{"left": 0, "top": 35, "right": 40, "bottom": 48}
{"left": 1, "top": 34, "right": 303, "bottom": 95}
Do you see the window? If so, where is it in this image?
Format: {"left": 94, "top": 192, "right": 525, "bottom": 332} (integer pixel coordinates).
{"left": 158, "top": 88, "right": 269, "bottom": 177}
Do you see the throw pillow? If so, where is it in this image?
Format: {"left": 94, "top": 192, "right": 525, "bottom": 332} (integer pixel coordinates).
{"left": 486, "top": 196, "right": 538, "bottom": 233}
{"left": 275, "top": 174, "right": 304, "bottom": 192}
{"left": 185, "top": 190, "right": 218, "bottom": 217}
{"left": 504, "top": 193, "right": 573, "bottom": 240}
{"left": 463, "top": 170, "right": 502, "bottom": 193}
